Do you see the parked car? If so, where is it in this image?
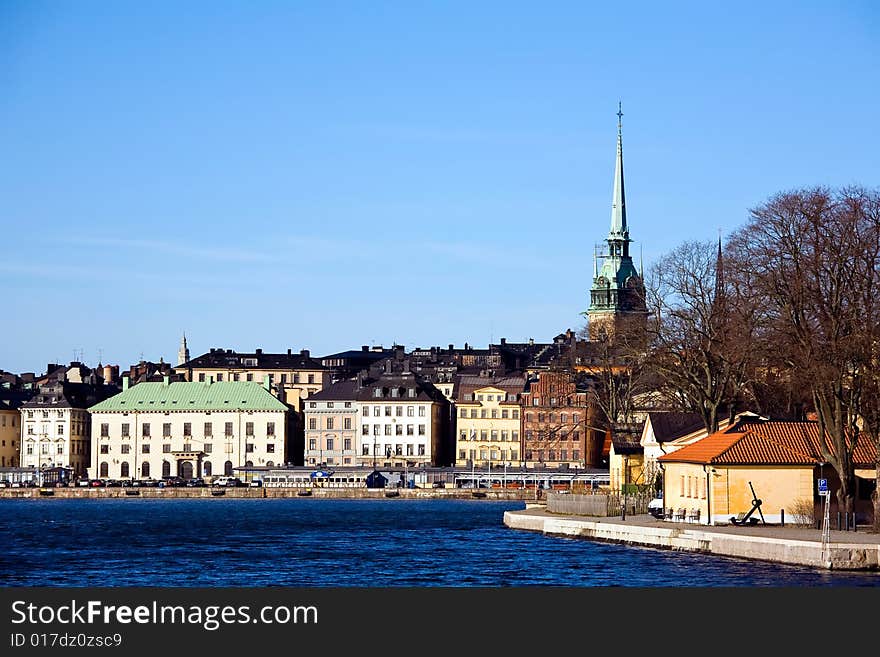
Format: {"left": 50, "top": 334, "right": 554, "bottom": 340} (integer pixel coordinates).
{"left": 89, "top": 479, "right": 106, "bottom": 487}
{"left": 249, "top": 479, "right": 263, "bottom": 487}
{"left": 432, "top": 481, "right": 446, "bottom": 489}
{"left": 211, "top": 476, "right": 242, "bottom": 487}
{"left": 160, "top": 476, "right": 187, "bottom": 488}
{"left": 186, "top": 478, "right": 206, "bottom": 487}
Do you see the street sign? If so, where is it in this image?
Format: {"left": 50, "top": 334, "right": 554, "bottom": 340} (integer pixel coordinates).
{"left": 818, "top": 478, "right": 828, "bottom": 493}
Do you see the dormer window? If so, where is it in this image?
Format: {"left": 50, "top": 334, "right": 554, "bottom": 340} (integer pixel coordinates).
{"left": 407, "top": 388, "right": 415, "bottom": 398}
{"left": 374, "top": 388, "right": 382, "bottom": 398}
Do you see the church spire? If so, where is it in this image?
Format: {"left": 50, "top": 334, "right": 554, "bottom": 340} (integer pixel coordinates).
{"left": 610, "top": 101, "right": 627, "bottom": 238}
{"left": 177, "top": 332, "right": 190, "bottom": 367}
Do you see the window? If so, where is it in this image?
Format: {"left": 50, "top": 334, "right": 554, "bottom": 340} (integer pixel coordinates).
{"left": 246, "top": 422, "right": 254, "bottom": 436}
{"left": 121, "top": 444, "right": 131, "bottom": 455}
{"left": 199, "top": 373, "right": 206, "bottom": 382}
{"left": 308, "top": 374, "right": 315, "bottom": 384}
{"left": 162, "top": 461, "right": 171, "bottom": 478}
{"left": 56, "top": 423, "right": 64, "bottom": 435}
{"left": 233, "top": 373, "right": 240, "bottom": 381}
{"left": 491, "top": 430, "right": 499, "bottom": 441}
{"left": 100, "top": 423, "right": 109, "bottom": 438}
{"left": 309, "top": 439, "right": 317, "bottom": 450}
{"left": 418, "top": 445, "right": 425, "bottom": 456}
{"left": 246, "top": 443, "right": 254, "bottom": 453}
{"left": 680, "top": 475, "right": 685, "bottom": 496}
{"left": 384, "top": 425, "right": 392, "bottom": 436}
{"left": 216, "top": 373, "right": 223, "bottom": 381}
{"left": 141, "top": 461, "right": 150, "bottom": 478}
{"left": 183, "top": 443, "right": 191, "bottom": 452}
{"left": 480, "top": 409, "right": 487, "bottom": 419}
{"left": 418, "top": 407, "right": 425, "bottom": 417}
{"left": 572, "top": 450, "right": 579, "bottom": 461}
{"left": 204, "top": 422, "right": 212, "bottom": 437}
{"left": 373, "top": 425, "right": 380, "bottom": 436}
{"left": 363, "top": 407, "right": 370, "bottom": 417}
{"left": 362, "top": 425, "right": 369, "bottom": 436}
{"left": 309, "top": 417, "right": 317, "bottom": 430}
{"left": 100, "top": 445, "right": 109, "bottom": 454}
{"left": 459, "top": 450, "right": 466, "bottom": 460}
{"left": 538, "top": 413, "right": 545, "bottom": 423}
{"left": 384, "top": 406, "right": 391, "bottom": 417}
{"left": 701, "top": 479, "right": 707, "bottom": 499}
{"left": 204, "top": 443, "right": 212, "bottom": 453}
{"left": 407, "top": 425, "right": 414, "bottom": 436}
{"left": 344, "top": 438, "right": 351, "bottom": 450}
{"left": 395, "top": 425, "right": 403, "bottom": 436}
{"left": 203, "top": 461, "right": 211, "bottom": 476}
{"left": 394, "top": 406, "right": 402, "bottom": 417}
{"left": 100, "top": 462, "right": 109, "bottom": 477}
{"left": 532, "top": 398, "right": 540, "bottom": 406}
{"left": 225, "top": 422, "right": 233, "bottom": 437}
{"left": 163, "top": 444, "right": 171, "bottom": 453}
{"left": 142, "top": 444, "right": 150, "bottom": 454}
{"left": 56, "top": 444, "right": 63, "bottom": 454}
{"left": 512, "top": 410, "right": 519, "bottom": 420}
{"left": 501, "top": 409, "right": 509, "bottom": 419}
{"left": 362, "top": 445, "right": 370, "bottom": 456}
{"left": 491, "top": 409, "right": 498, "bottom": 419}
{"left": 163, "top": 423, "right": 171, "bottom": 437}
{"left": 267, "top": 422, "right": 275, "bottom": 436}
{"left": 343, "top": 418, "right": 351, "bottom": 430}
{"left": 470, "top": 409, "right": 477, "bottom": 418}
{"left": 480, "top": 430, "right": 488, "bottom": 441}
{"left": 121, "top": 423, "right": 129, "bottom": 437}
{"left": 326, "top": 417, "right": 334, "bottom": 430}
{"left": 511, "top": 450, "right": 519, "bottom": 461}
{"left": 246, "top": 373, "right": 253, "bottom": 382}
{"left": 460, "top": 430, "right": 467, "bottom": 441}
{"left": 418, "top": 425, "right": 426, "bottom": 436}
{"left": 267, "top": 444, "right": 275, "bottom": 453}
{"left": 182, "top": 422, "right": 191, "bottom": 436}
{"left": 407, "top": 406, "right": 414, "bottom": 417}
{"left": 501, "top": 430, "right": 508, "bottom": 441}
{"left": 460, "top": 408, "right": 467, "bottom": 418}
{"left": 326, "top": 438, "right": 334, "bottom": 451}
{"left": 548, "top": 450, "right": 556, "bottom": 461}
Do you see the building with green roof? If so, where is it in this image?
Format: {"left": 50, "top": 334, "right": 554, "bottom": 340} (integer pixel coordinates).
{"left": 88, "top": 377, "right": 288, "bottom": 481}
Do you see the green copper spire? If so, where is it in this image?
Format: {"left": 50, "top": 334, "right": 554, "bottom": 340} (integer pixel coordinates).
{"left": 610, "top": 101, "right": 627, "bottom": 239}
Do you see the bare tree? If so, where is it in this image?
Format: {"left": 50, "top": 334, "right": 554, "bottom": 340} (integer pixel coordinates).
{"left": 644, "top": 239, "right": 757, "bottom": 435}
{"left": 733, "top": 186, "right": 880, "bottom": 518}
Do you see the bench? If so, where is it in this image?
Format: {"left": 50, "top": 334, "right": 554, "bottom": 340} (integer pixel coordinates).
{"left": 674, "top": 508, "right": 686, "bottom": 521}
{"left": 687, "top": 508, "right": 701, "bottom": 523}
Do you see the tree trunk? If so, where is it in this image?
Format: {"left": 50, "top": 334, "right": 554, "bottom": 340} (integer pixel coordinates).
{"left": 874, "top": 462, "right": 880, "bottom": 533}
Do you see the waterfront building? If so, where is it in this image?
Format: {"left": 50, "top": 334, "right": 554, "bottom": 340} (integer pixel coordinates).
{"left": 587, "top": 105, "right": 648, "bottom": 342}
{"left": 520, "top": 371, "right": 602, "bottom": 469}
{"left": 657, "top": 416, "right": 877, "bottom": 525}
{"left": 454, "top": 376, "right": 525, "bottom": 468}
{"left": 88, "top": 377, "right": 288, "bottom": 481}
{"left": 0, "top": 389, "right": 33, "bottom": 467}
{"left": 303, "top": 379, "right": 359, "bottom": 467}
{"left": 319, "top": 345, "right": 394, "bottom": 383}
{"left": 355, "top": 363, "right": 450, "bottom": 468}
{"left": 19, "top": 363, "right": 118, "bottom": 477}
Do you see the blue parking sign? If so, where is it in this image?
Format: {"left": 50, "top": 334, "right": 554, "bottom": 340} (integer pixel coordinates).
{"left": 818, "top": 478, "right": 828, "bottom": 493}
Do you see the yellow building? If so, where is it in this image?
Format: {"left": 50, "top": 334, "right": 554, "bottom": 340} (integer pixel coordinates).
{"left": 608, "top": 429, "right": 644, "bottom": 492}
{"left": 0, "top": 405, "right": 21, "bottom": 468}
{"left": 454, "top": 376, "right": 524, "bottom": 467}
{"left": 658, "top": 418, "right": 877, "bottom": 525}
{"left": 178, "top": 348, "right": 327, "bottom": 410}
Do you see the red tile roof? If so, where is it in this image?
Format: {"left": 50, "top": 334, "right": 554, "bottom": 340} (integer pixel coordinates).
{"left": 658, "top": 420, "right": 876, "bottom": 466}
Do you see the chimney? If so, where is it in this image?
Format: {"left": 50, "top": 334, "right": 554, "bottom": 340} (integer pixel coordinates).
{"left": 529, "top": 338, "right": 534, "bottom": 346}
{"left": 300, "top": 349, "right": 310, "bottom": 358}
{"left": 500, "top": 338, "right": 506, "bottom": 345}
{"left": 287, "top": 348, "right": 292, "bottom": 355}
{"left": 362, "top": 346, "right": 369, "bottom": 352}
{"left": 448, "top": 344, "right": 453, "bottom": 351}
{"left": 263, "top": 374, "right": 270, "bottom": 391}
{"left": 122, "top": 375, "right": 129, "bottom": 392}
{"left": 256, "top": 348, "right": 263, "bottom": 356}
{"left": 163, "top": 375, "right": 170, "bottom": 387}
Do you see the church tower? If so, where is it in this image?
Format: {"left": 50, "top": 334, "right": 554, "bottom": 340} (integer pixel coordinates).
{"left": 587, "top": 104, "right": 647, "bottom": 342}
{"left": 177, "top": 333, "right": 190, "bottom": 367}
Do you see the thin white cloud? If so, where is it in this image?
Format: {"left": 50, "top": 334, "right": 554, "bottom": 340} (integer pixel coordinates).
{"left": 66, "top": 237, "right": 278, "bottom": 264}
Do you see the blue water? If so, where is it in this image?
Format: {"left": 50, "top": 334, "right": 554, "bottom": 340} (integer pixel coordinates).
{"left": 1, "top": 499, "right": 878, "bottom": 587}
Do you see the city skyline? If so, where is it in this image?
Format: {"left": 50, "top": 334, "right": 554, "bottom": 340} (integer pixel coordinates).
{"left": 3, "top": 2, "right": 879, "bottom": 374}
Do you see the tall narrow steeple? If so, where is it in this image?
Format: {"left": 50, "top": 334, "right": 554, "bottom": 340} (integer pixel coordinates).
{"left": 610, "top": 101, "right": 627, "bottom": 239}
{"left": 177, "top": 332, "right": 190, "bottom": 367}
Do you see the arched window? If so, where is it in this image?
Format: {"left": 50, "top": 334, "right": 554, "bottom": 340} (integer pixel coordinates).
{"left": 99, "top": 462, "right": 108, "bottom": 477}
{"left": 224, "top": 460, "right": 233, "bottom": 476}
{"left": 245, "top": 460, "right": 253, "bottom": 467}
{"left": 203, "top": 461, "right": 212, "bottom": 477}
{"left": 120, "top": 461, "right": 129, "bottom": 478}
{"left": 141, "top": 461, "right": 150, "bottom": 478}
{"left": 266, "top": 461, "right": 274, "bottom": 467}
{"left": 162, "top": 460, "right": 171, "bottom": 478}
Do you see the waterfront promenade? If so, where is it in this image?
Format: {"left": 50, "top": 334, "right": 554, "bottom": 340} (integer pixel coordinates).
{"left": 504, "top": 506, "right": 880, "bottom": 571}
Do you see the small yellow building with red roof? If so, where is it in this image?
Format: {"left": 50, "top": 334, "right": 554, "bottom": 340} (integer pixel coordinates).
{"left": 658, "top": 417, "right": 876, "bottom": 525}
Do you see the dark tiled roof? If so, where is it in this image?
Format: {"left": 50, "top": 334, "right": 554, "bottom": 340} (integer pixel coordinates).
{"left": 611, "top": 432, "right": 643, "bottom": 455}
{"left": 181, "top": 349, "right": 327, "bottom": 371}
{"left": 20, "top": 382, "right": 119, "bottom": 410}
{"left": 355, "top": 371, "right": 447, "bottom": 404}
{"left": 308, "top": 379, "right": 360, "bottom": 401}
{"left": 647, "top": 412, "right": 706, "bottom": 443}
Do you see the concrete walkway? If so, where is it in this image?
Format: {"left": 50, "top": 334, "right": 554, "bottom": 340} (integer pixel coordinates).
{"left": 505, "top": 507, "right": 880, "bottom": 571}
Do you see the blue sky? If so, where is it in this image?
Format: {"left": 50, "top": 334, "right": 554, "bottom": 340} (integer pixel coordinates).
{"left": 2, "top": 1, "right": 878, "bottom": 374}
